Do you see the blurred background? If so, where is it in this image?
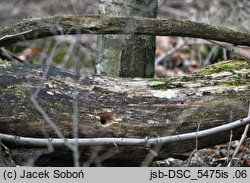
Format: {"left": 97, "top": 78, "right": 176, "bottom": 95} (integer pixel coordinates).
{"left": 0, "top": 0, "right": 249, "bottom": 77}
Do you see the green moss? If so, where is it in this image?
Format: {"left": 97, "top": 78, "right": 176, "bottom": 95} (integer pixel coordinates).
{"left": 15, "top": 85, "right": 26, "bottom": 100}
{"left": 150, "top": 83, "right": 169, "bottom": 89}
{"left": 218, "top": 79, "right": 249, "bottom": 86}
{"left": 147, "top": 78, "right": 165, "bottom": 82}
{"left": 196, "top": 60, "right": 250, "bottom": 75}
{"left": 0, "top": 59, "right": 11, "bottom": 66}
{"left": 150, "top": 80, "right": 172, "bottom": 89}
{"left": 45, "top": 79, "right": 53, "bottom": 85}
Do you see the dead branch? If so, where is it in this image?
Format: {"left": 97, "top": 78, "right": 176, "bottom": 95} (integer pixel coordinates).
{"left": 210, "top": 41, "right": 250, "bottom": 61}
{"left": 0, "top": 113, "right": 250, "bottom": 148}
{"left": 227, "top": 104, "right": 250, "bottom": 166}
{"left": 0, "top": 15, "right": 250, "bottom": 47}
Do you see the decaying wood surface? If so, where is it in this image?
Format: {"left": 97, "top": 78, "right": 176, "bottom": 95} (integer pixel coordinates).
{"left": 0, "top": 60, "right": 249, "bottom": 166}
{"left": 0, "top": 141, "right": 15, "bottom": 167}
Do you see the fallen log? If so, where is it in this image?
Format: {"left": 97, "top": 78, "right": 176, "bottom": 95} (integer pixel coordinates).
{"left": 0, "top": 59, "right": 249, "bottom": 166}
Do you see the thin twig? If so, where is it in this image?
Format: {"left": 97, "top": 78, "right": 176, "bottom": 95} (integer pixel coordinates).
{"left": 186, "top": 149, "right": 197, "bottom": 167}
{"left": 141, "top": 144, "right": 163, "bottom": 167}
{"left": 0, "top": 48, "right": 27, "bottom": 63}
{"left": 202, "top": 46, "right": 217, "bottom": 67}
{"left": 83, "top": 146, "right": 103, "bottom": 167}
{"left": 210, "top": 40, "right": 250, "bottom": 61}
{"left": 195, "top": 123, "right": 200, "bottom": 150}
{"left": 30, "top": 42, "right": 76, "bottom": 151}
{"left": 186, "top": 122, "right": 203, "bottom": 167}
{"left": 227, "top": 104, "right": 250, "bottom": 167}
{"left": 226, "top": 130, "right": 233, "bottom": 164}
{"left": 155, "top": 39, "right": 186, "bottom": 65}
{"left": 155, "top": 38, "right": 213, "bottom": 65}
{"left": 0, "top": 114, "right": 250, "bottom": 148}
{"left": 0, "top": 30, "right": 33, "bottom": 41}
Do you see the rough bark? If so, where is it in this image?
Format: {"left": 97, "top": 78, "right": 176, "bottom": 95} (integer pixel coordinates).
{"left": 96, "top": 0, "right": 157, "bottom": 77}
{"left": 1, "top": 15, "right": 250, "bottom": 48}
{"left": 0, "top": 141, "right": 15, "bottom": 167}
{"left": 0, "top": 60, "right": 249, "bottom": 166}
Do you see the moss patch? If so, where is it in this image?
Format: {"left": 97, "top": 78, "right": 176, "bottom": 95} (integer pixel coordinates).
{"left": 147, "top": 78, "right": 165, "bottom": 82}
{"left": 14, "top": 85, "right": 26, "bottom": 99}
{"left": 218, "top": 79, "right": 249, "bottom": 86}
{"left": 150, "top": 82, "right": 170, "bottom": 89}
{"left": 196, "top": 60, "right": 250, "bottom": 75}
{"left": 149, "top": 79, "right": 173, "bottom": 89}
{"left": 0, "top": 59, "right": 11, "bottom": 67}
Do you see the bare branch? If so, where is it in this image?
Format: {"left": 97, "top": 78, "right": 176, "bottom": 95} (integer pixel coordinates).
{"left": 0, "top": 15, "right": 250, "bottom": 47}
{"left": 0, "top": 48, "right": 27, "bottom": 63}
{"left": 0, "top": 114, "right": 249, "bottom": 148}
{"left": 227, "top": 104, "right": 250, "bottom": 167}
{"left": 210, "top": 40, "right": 250, "bottom": 61}
{"left": 0, "top": 30, "right": 33, "bottom": 41}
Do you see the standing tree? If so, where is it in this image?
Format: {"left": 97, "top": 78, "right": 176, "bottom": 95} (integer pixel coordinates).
{"left": 96, "top": 0, "right": 158, "bottom": 77}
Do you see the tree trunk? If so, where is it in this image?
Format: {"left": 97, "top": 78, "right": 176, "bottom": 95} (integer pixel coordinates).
{"left": 96, "top": 0, "right": 158, "bottom": 77}
{"left": 0, "top": 60, "right": 249, "bottom": 166}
